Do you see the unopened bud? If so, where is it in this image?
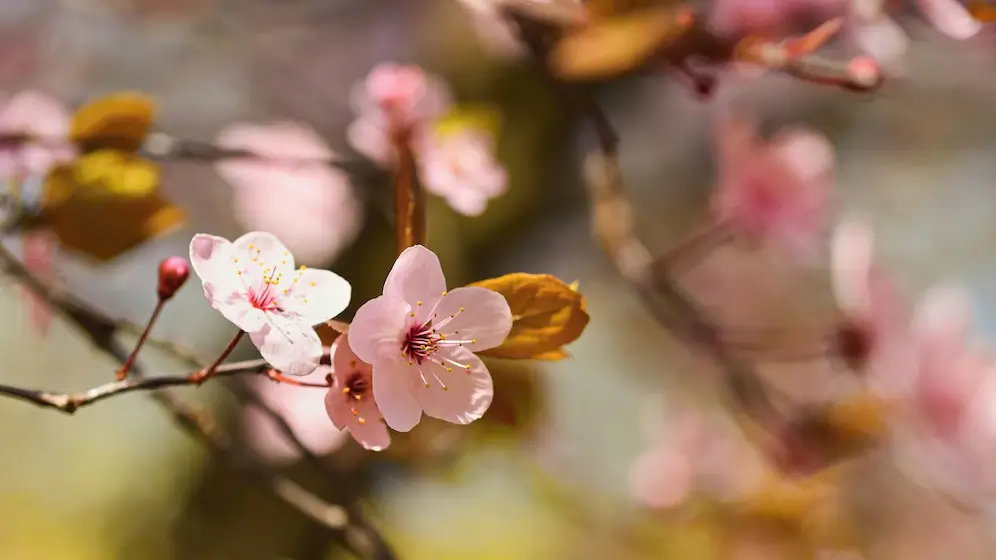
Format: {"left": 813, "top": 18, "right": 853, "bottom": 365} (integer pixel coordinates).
{"left": 157, "top": 256, "right": 190, "bottom": 300}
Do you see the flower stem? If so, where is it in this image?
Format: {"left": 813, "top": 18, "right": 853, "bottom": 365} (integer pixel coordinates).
{"left": 393, "top": 131, "right": 425, "bottom": 255}
{"left": 267, "top": 370, "right": 331, "bottom": 388}
{"left": 191, "top": 331, "right": 245, "bottom": 385}
{"left": 116, "top": 298, "right": 166, "bottom": 381}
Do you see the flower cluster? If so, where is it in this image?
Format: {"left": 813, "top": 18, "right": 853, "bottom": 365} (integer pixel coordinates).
{"left": 347, "top": 63, "right": 509, "bottom": 216}
{"left": 191, "top": 233, "right": 512, "bottom": 452}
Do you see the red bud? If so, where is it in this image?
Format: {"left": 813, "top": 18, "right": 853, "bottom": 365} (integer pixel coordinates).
{"left": 157, "top": 256, "right": 190, "bottom": 300}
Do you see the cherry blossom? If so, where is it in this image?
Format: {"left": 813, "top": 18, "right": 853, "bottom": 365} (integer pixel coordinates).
{"left": 214, "top": 121, "right": 362, "bottom": 265}
{"left": 0, "top": 90, "right": 75, "bottom": 185}
{"left": 189, "top": 232, "right": 351, "bottom": 377}
{"left": 348, "top": 245, "right": 512, "bottom": 431}
{"left": 346, "top": 63, "right": 452, "bottom": 167}
{"left": 630, "top": 398, "right": 766, "bottom": 509}
{"left": 829, "top": 217, "right": 910, "bottom": 395}
{"left": 419, "top": 128, "right": 508, "bottom": 216}
{"left": 710, "top": 111, "right": 834, "bottom": 258}
{"left": 244, "top": 366, "right": 348, "bottom": 463}
{"left": 325, "top": 332, "right": 391, "bottom": 451}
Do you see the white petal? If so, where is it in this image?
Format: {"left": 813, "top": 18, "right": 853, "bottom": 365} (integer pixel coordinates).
{"left": 249, "top": 314, "right": 324, "bottom": 376}
{"left": 278, "top": 268, "right": 352, "bottom": 326}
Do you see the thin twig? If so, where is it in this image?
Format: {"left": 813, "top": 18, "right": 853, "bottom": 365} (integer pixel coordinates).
{"left": 0, "top": 359, "right": 268, "bottom": 413}
{"left": 0, "top": 241, "right": 396, "bottom": 559}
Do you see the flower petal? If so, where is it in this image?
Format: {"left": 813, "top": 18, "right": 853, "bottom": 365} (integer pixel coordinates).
{"left": 416, "top": 347, "right": 493, "bottom": 425}
{"left": 189, "top": 233, "right": 239, "bottom": 289}
{"left": 330, "top": 332, "right": 371, "bottom": 384}
{"left": 629, "top": 446, "right": 692, "bottom": 509}
{"left": 324, "top": 386, "right": 354, "bottom": 430}
{"left": 830, "top": 217, "right": 875, "bottom": 316}
{"left": 383, "top": 245, "right": 447, "bottom": 325}
{"left": 249, "top": 315, "right": 324, "bottom": 376}
{"left": 373, "top": 358, "right": 423, "bottom": 431}
{"left": 349, "top": 295, "right": 411, "bottom": 365}
{"left": 279, "top": 268, "right": 352, "bottom": 326}
{"left": 771, "top": 128, "right": 834, "bottom": 185}
{"left": 912, "top": 285, "right": 972, "bottom": 360}
{"left": 433, "top": 286, "right": 512, "bottom": 352}
{"left": 347, "top": 416, "right": 391, "bottom": 451}
{"left": 913, "top": 0, "right": 981, "bottom": 39}
{"left": 232, "top": 231, "right": 296, "bottom": 280}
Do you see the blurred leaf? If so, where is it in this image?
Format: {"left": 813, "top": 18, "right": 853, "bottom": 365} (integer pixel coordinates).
{"left": 549, "top": 4, "right": 693, "bottom": 81}
{"left": 434, "top": 104, "right": 503, "bottom": 140}
{"left": 471, "top": 273, "right": 590, "bottom": 360}
{"left": 40, "top": 164, "right": 184, "bottom": 262}
{"left": 70, "top": 92, "right": 155, "bottom": 153}
{"left": 70, "top": 150, "right": 159, "bottom": 199}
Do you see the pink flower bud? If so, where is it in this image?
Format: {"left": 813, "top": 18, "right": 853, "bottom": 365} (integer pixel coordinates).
{"left": 157, "top": 256, "right": 190, "bottom": 300}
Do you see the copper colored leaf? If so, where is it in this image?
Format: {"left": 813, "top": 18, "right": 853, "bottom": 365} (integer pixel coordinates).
{"left": 470, "top": 273, "right": 589, "bottom": 360}
{"left": 41, "top": 164, "right": 184, "bottom": 262}
{"left": 70, "top": 92, "right": 155, "bottom": 153}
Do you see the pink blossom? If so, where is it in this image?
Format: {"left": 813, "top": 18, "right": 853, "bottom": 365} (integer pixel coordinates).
{"left": 0, "top": 90, "right": 75, "bottom": 182}
{"left": 20, "top": 230, "right": 58, "bottom": 337}
{"left": 847, "top": 0, "right": 980, "bottom": 64}
{"left": 829, "top": 217, "right": 909, "bottom": 395}
{"left": 346, "top": 64, "right": 452, "bottom": 167}
{"left": 189, "top": 232, "right": 351, "bottom": 376}
{"left": 214, "top": 121, "right": 362, "bottom": 266}
{"left": 348, "top": 245, "right": 512, "bottom": 431}
{"left": 244, "top": 367, "right": 348, "bottom": 463}
{"left": 890, "top": 286, "right": 996, "bottom": 507}
{"left": 325, "top": 332, "right": 391, "bottom": 451}
{"left": 710, "top": 111, "right": 834, "bottom": 257}
{"left": 419, "top": 129, "right": 508, "bottom": 216}
{"left": 630, "top": 399, "right": 766, "bottom": 509}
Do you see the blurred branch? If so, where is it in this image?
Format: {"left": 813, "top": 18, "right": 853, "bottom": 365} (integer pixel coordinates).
{"left": 0, "top": 358, "right": 268, "bottom": 413}
{"left": 392, "top": 132, "right": 426, "bottom": 254}
{"left": 513, "top": 14, "right": 781, "bottom": 427}
{"left": 0, "top": 243, "right": 397, "bottom": 560}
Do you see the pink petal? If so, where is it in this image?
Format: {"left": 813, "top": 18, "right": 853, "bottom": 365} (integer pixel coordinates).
{"left": 629, "top": 446, "right": 693, "bottom": 509}
{"left": 277, "top": 268, "right": 352, "bottom": 327}
{"left": 20, "top": 230, "right": 57, "bottom": 336}
{"left": 0, "top": 90, "right": 71, "bottom": 138}
{"left": 849, "top": 16, "right": 910, "bottom": 65}
{"left": 771, "top": 129, "right": 835, "bottom": 184}
{"left": 913, "top": 0, "right": 982, "bottom": 39}
{"left": 324, "top": 386, "right": 354, "bottom": 430}
{"left": 330, "top": 332, "right": 369, "bottom": 381}
{"left": 383, "top": 245, "right": 447, "bottom": 325}
{"left": 714, "top": 111, "right": 758, "bottom": 170}
{"left": 830, "top": 217, "right": 876, "bottom": 316}
{"left": 372, "top": 357, "right": 423, "bottom": 431}
{"left": 249, "top": 314, "right": 324, "bottom": 376}
{"left": 189, "top": 233, "right": 237, "bottom": 286}
{"left": 347, "top": 418, "right": 391, "bottom": 451}
{"left": 912, "top": 285, "right": 971, "bottom": 360}
{"left": 415, "top": 347, "right": 494, "bottom": 424}
{"left": 346, "top": 115, "right": 394, "bottom": 167}
{"left": 446, "top": 192, "right": 490, "bottom": 216}
{"left": 433, "top": 286, "right": 512, "bottom": 351}
{"left": 349, "top": 295, "right": 411, "bottom": 364}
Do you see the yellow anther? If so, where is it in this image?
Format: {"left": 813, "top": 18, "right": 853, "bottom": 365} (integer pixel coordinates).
{"left": 442, "top": 290, "right": 447, "bottom": 296}
{"left": 351, "top": 409, "right": 359, "bottom": 416}
{"left": 357, "top": 417, "right": 366, "bottom": 425}
{"left": 409, "top": 312, "right": 415, "bottom": 317}
{"left": 417, "top": 300, "right": 423, "bottom": 306}
{"left": 424, "top": 382, "right": 430, "bottom": 388}
{"left": 442, "top": 386, "right": 449, "bottom": 391}
{"left": 471, "top": 338, "right": 477, "bottom": 344}
{"left": 233, "top": 257, "right": 238, "bottom": 263}
{"left": 446, "top": 367, "right": 453, "bottom": 372}
{"left": 459, "top": 306, "right": 465, "bottom": 312}
{"left": 249, "top": 244, "right": 254, "bottom": 249}
{"left": 310, "top": 282, "right": 316, "bottom": 287}
{"left": 299, "top": 265, "right": 306, "bottom": 270}
{"left": 342, "top": 387, "right": 350, "bottom": 394}
{"left": 281, "top": 260, "right": 286, "bottom": 265}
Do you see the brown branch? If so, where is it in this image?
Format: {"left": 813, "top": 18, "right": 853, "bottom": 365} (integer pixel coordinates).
{"left": 0, "top": 358, "right": 268, "bottom": 413}
{"left": 0, "top": 242, "right": 397, "bottom": 559}
{"left": 393, "top": 136, "right": 425, "bottom": 254}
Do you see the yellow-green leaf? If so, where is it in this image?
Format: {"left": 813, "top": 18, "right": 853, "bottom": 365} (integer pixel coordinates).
{"left": 433, "top": 104, "right": 503, "bottom": 140}
{"left": 470, "top": 273, "right": 589, "bottom": 360}
{"left": 70, "top": 92, "right": 155, "bottom": 153}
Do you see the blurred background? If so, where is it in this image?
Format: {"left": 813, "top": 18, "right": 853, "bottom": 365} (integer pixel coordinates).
{"left": 3, "top": 0, "right": 996, "bottom": 558}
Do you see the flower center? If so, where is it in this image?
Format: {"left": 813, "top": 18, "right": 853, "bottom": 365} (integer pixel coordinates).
{"left": 399, "top": 294, "right": 480, "bottom": 390}
{"left": 234, "top": 244, "right": 312, "bottom": 313}
{"left": 340, "top": 366, "right": 373, "bottom": 425}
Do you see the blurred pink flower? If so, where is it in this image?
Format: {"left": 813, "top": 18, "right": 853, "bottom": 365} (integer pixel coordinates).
{"left": 630, "top": 398, "right": 766, "bottom": 509}
{"left": 419, "top": 129, "right": 508, "bottom": 216}
{"left": 848, "top": 0, "right": 979, "bottom": 64}
{"left": 829, "top": 217, "right": 910, "bottom": 395}
{"left": 890, "top": 286, "right": 996, "bottom": 508}
{"left": 189, "top": 231, "right": 352, "bottom": 377}
{"left": 215, "top": 121, "right": 362, "bottom": 266}
{"left": 346, "top": 63, "right": 452, "bottom": 167}
{"left": 707, "top": 0, "right": 846, "bottom": 39}
{"left": 348, "top": 245, "right": 512, "bottom": 431}
{"left": 245, "top": 367, "right": 348, "bottom": 463}
{"left": 0, "top": 90, "right": 75, "bottom": 181}
{"left": 710, "top": 111, "right": 834, "bottom": 258}
{"left": 325, "top": 332, "right": 390, "bottom": 451}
